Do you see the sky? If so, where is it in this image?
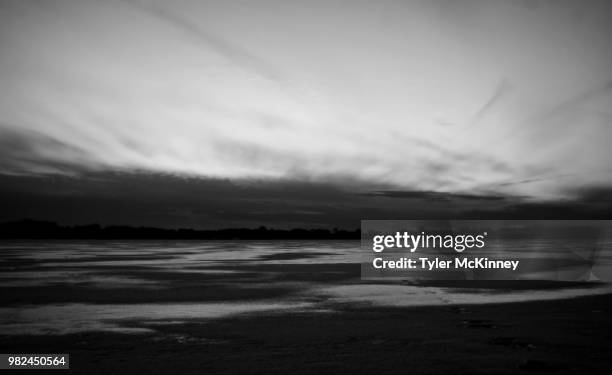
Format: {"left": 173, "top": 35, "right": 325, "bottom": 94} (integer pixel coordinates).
{"left": 1, "top": 0, "right": 611, "bottom": 228}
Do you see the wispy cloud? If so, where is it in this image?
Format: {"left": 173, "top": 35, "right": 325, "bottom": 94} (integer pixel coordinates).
{"left": 120, "top": 0, "right": 285, "bottom": 83}
{"left": 466, "top": 78, "right": 512, "bottom": 128}
{"left": 0, "top": 0, "right": 611, "bottom": 201}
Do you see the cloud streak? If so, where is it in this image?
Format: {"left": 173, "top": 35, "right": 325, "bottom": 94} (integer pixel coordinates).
{"left": 120, "top": 0, "right": 285, "bottom": 83}
{"left": 0, "top": 0, "right": 611, "bottom": 201}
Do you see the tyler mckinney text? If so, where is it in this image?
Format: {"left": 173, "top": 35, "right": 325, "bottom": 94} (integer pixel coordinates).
{"left": 372, "top": 257, "right": 520, "bottom": 271}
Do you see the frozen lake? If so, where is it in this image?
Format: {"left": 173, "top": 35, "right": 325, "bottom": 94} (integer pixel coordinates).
{"left": 1, "top": 240, "right": 610, "bottom": 335}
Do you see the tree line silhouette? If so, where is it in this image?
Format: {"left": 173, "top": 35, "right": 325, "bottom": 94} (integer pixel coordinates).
{"left": 0, "top": 220, "right": 360, "bottom": 240}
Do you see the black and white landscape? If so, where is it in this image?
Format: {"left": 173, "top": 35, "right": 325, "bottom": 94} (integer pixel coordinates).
{"left": 1, "top": 0, "right": 611, "bottom": 374}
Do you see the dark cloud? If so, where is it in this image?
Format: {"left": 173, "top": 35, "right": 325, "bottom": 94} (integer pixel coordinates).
{"left": 0, "top": 172, "right": 366, "bottom": 229}
{"left": 0, "top": 126, "right": 98, "bottom": 175}
{"left": 565, "top": 186, "right": 612, "bottom": 205}
{"left": 1, "top": 172, "right": 610, "bottom": 230}
{"left": 364, "top": 190, "right": 508, "bottom": 202}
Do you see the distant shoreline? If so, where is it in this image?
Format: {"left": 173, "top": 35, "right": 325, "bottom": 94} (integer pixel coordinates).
{"left": 0, "top": 219, "right": 360, "bottom": 240}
